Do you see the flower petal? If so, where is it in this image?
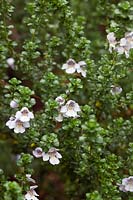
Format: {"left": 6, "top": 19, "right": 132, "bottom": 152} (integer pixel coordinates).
{"left": 6, "top": 120, "right": 15, "bottom": 129}
{"left": 74, "top": 103, "right": 81, "bottom": 112}
{"left": 29, "top": 112, "right": 34, "bottom": 119}
{"left": 55, "top": 113, "right": 63, "bottom": 122}
{"left": 62, "top": 64, "right": 68, "bottom": 69}
{"left": 56, "top": 152, "right": 62, "bottom": 159}
{"left": 14, "top": 126, "right": 25, "bottom": 133}
{"left": 42, "top": 153, "right": 49, "bottom": 161}
{"left": 23, "top": 121, "right": 30, "bottom": 128}
{"left": 78, "top": 61, "right": 86, "bottom": 66}
{"left": 49, "top": 156, "right": 60, "bottom": 165}
{"left": 65, "top": 109, "right": 77, "bottom": 117}
{"left": 117, "top": 46, "right": 124, "bottom": 54}
{"left": 33, "top": 147, "right": 43, "bottom": 158}
{"left": 60, "top": 106, "right": 67, "bottom": 113}
{"left": 66, "top": 67, "right": 76, "bottom": 74}
{"left": 15, "top": 111, "right": 22, "bottom": 119}
{"left": 20, "top": 116, "right": 30, "bottom": 122}
{"left": 81, "top": 70, "right": 86, "bottom": 77}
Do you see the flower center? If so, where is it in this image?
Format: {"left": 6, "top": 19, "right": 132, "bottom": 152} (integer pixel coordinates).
{"left": 67, "top": 60, "right": 75, "bottom": 66}
{"left": 37, "top": 149, "right": 42, "bottom": 155}
{"left": 48, "top": 148, "right": 57, "bottom": 156}
{"left": 10, "top": 117, "right": 15, "bottom": 121}
{"left": 127, "top": 179, "right": 133, "bottom": 188}
{"left": 111, "top": 86, "right": 121, "bottom": 93}
{"left": 29, "top": 190, "right": 34, "bottom": 196}
{"left": 58, "top": 98, "right": 64, "bottom": 103}
{"left": 16, "top": 120, "right": 23, "bottom": 127}
{"left": 68, "top": 102, "right": 75, "bottom": 110}
{"left": 22, "top": 110, "right": 28, "bottom": 116}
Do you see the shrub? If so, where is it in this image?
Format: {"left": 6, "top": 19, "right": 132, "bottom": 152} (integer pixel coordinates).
{"left": 0, "top": 0, "right": 133, "bottom": 199}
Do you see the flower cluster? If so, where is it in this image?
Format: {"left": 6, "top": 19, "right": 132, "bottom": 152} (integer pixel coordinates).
{"left": 118, "top": 176, "right": 133, "bottom": 192}
{"left": 6, "top": 107, "right": 34, "bottom": 133}
{"left": 25, "top": 174, "right": 39, "bottom": 200}
{"left": 55, "top": 96, "right": 81, "bottom": 122}
{"left": 33, "top": 147, "right": 62, "bottom": 165}
{"left": 62, "top": 58, "right": 87, "bottom": 77}
{"left": 107, "top": 32, "right": 133, "bottom": 58}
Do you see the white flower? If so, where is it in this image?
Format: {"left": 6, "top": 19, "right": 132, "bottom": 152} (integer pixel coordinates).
{"left": 110, "top": 85, "right": 122, "bottom": 95}
{"left": 10, "top": 100, "right": 18, "bottom": 108}
{"left": 55, "top": 96, "right": 65, "bottom": 122}
{"left": 55, "top": 96, "right": 65, "bottom": 105}
{"left": 125, "top": 32, "right": 133, "bottom": 49}
{"left": 33, "top": 147, "right": 43, "bottom": 158}
{"left": 107, "top": 32, "right": 117, "bottom": 52}
{"left": 125, "top": 31, "right": 133, "bottom": 38}
{"left": 25, "top": 185, "right": 39, "bottom": 200}
{"left": 6, "top": 117, "right": 16, "bottom": 129}
{"left": 117, "top": 38, "right": 130, "bottom": 58}
{"left": 118, "top": 176, "right": 133, "bottom": 192}
{"left": 76, "top": 61, "right": 87, "bottom": 77}
{"left": 62, "top": 59, "right": 80, "bottom": 74}
{"left": 6, "top": 117, "right": 30, "bottom": 133}
{"left": 43, "top": 147, "right": 62, "bottom": 165}
{"left": 26, "top": 174, "right": 36, "bottom": 183}
{"left": 107, "top": 32, "right": 133, "bottom": 58}
{"left": 55, "top": 113, "right": 64, "bottom": 122}
{"left": 60, "top": 100, "right": 81, "bottom": 118}
{"left": 117, "top": 33, "right": 133, "bottom": 58}
{"left": 15, "top": 107, "right": 34, "bottom": 122}
{"left": 120, "top": 38, "right": 127, "bottom": 46}
{"left": 7, "top": 57, "right": 15, "bottom": 69}
{"left": 116, "top": 46, "right": 125, "bottom": 55}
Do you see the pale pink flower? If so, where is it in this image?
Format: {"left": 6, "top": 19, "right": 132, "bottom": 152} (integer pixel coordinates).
{"left": 7, "top": 57, "right": 15, "bottom": 69}
{"left": 33, "top": 147, "right": 43, "bottom": 158}
{"left": 6, "top": 117, "right": 30, "bottom": 133}
{"left": 76, "top": 61, "right": 87, "bottom": 77}
{"left": 110, "top": 85, "right": 122, "bottom": 95}
{"left": 125, "top": 32, "right": 133, "bottom": 48}
{"left": 107, "top": 32, "right": 117, "bottom": 52}
{"left": 117, "top": 38, "right": 130, "bottom": 58}
{"left": 26, "top": 174, "right": 36, "bottom": 183}
{"left": 25, "top": 185, "right": 39, "bottom": 200}
{"left": 62, "top": 59, "right": 79, "bottom": 74}
{"left": 15, "top": 107, "right": 34, "bottom": 122}
{"left": 60, "top": 100, "right": 81, "bottom": 118}
{"left": 55, "top": 96, "right": 65, "bottom": 105}
{"left": 118, "top": 176, "right": 133, "bottom": 192}
{"left": 43, "top": 147, "right": 62, "bottom": 165}
{"left": 10, "top": 100, "right": 18, "bottom": 108}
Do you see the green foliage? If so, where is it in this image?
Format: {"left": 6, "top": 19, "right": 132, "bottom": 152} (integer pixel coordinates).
{"left": 3, "top": 181, "right": 23, "bottom": 200}
{"left": 0, "top": 0, "right": 133, "bottom": 199}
